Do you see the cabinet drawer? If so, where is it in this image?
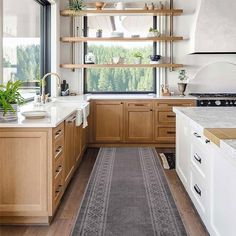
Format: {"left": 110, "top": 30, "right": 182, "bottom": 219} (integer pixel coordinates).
{"left": 156, "top": 111, "right": 176, "bottom": 123}
{"left": 53, "top": 173, "right": 64, "bottom": 203}
{"left": 53, "top": 122, "right": 64, "bottom": 140}
{"left": 191, "top": 142, "right": 207, "bottom": 178}
{"left": 156, "top": 127, "right": 176, "bottom": 138}
{"left": 190, "top": 168, "right": 207, "bottom": 219}
{"left": 54, "top": 155, "right": 63, "bottom": 180}
{"left": 54, "top": 135, "right": 64, "bottom": 161}
{"left": 126, "top": 101, "right": 153, "bottom": 109}
{"left": 155, "top": 100, "right": 195, "bottom": 108}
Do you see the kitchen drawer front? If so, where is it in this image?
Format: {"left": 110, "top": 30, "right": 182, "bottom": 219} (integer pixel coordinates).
{"left": 54, "top": 135, "right": 64, "bottom": 161}
{"left": 155, "top": 100, "right": 196, "bottom": 109}
{"left": 189, "top": 168, "right": 207, "bottom": 221}
{"left": 191, "top": 142, "right": 207, "bottom": 178}
{"left": 53, "top": 122, "right": 64, "bottom": 141}
{"left": 126, "top": 101, "right": 153, "bottom": 109}
{"left": 54, "top": 154, "right": 64, "bottom": 180}
{"left": 156, "top": 110, "right": 176, "bottom": 124}
{"left": 53, "top": 171, "right": 64, "bottom": 207}
{"left": 155, "top": 127, "right": 176, "bottom": 143}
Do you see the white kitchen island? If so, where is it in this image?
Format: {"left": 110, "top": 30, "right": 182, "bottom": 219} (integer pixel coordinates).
{"left": 174, "top": 107, "right": 236, "bottom": 236}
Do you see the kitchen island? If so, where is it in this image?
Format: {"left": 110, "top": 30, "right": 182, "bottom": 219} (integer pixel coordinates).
{"left": 0, "top": 101, "right": 90, "bottom": 225}
{"left": 174, "top": 107, "right": 236, "bottom": 236}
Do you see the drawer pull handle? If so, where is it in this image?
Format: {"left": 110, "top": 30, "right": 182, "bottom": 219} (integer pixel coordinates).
{"left": 55, "top": 129, "right": 62, "bottom": 139}
{"left": 55, "top": 165, "right": 63, "bottom": 178}
{"left": 167, "top": 115, "right": 176, "bottom": 118}
{"left": 134, "top": 104, "right": 146, "bottom": 106}
{"left": 194, "top": 184, "right": 201, "bottom": 196}
{"left": 55, "top": 184, "right": 63, "bottom": 194}
{"left": 68, "top": 116, "right": 77, "bottom": 123}
{"left": 194, "top": 132, "right": 201, "bottom": 138}
{"left": 194, "top": 153, "right": 202, "bottom": 164}
{"left": 167, "top": 131, "right": 176, "bottom": 134}
{"left": 55, "top": 146, "right": 63, "bottom": 159}
{"left": 205, "top": 139, "right": 210, "bottom": 144}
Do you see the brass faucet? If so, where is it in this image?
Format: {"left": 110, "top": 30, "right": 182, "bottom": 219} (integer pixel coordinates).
{"left": 41, "top": 72, "right": 62, "bottom": 103}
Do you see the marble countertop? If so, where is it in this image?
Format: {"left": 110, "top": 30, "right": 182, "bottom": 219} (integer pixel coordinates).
{"left": 173, "top": 107, "right": 236, "bottom": 156}
{"left": 0, "top": 100, "right": 88, "bottom": 128}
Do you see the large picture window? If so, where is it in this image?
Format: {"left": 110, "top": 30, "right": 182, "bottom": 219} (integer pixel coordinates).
{"left": 2, "top": 0, "right": 51, "bottom": 99}
{"left": 84, "top": 15, "right": 156, "bottom": 94}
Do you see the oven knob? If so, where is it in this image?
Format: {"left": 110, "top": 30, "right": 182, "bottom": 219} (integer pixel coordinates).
{"left": 230, "top": 101, "right": 233, "bottom": 105}
{"left": 208, "top": 101, "right": 211, "bottom": 105}
{"left": 225, "top": 101, "right": 229, "bottom": 105}
{"left": 200, "top": 101, "right": 204, "bottom": 105}
{"left": 234, "top": 101, "right": 236, "bottom": 105}
{"left": 215, "top": 100, "right": 221, "bottom": 106}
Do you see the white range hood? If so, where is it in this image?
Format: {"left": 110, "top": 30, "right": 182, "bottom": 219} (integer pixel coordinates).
{"left": 189, "top": 0, "right": 236, "bottom": 54}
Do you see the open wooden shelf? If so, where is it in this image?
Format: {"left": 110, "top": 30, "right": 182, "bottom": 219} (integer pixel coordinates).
{"left": 60, "top": 36, "right": 183, "bottom": 43}
{"left": 60, "top": 63, "right": 183, "bottom": 69}
{"left": 60, "top": 9, "right": 183, "bottom": 17}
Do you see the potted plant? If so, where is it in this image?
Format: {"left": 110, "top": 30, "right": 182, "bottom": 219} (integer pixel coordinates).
{"left": 133, "top": 52, "right": 143, "bottom": 64}
{"left": 147, "top": 27, "right": 161, "bottom": 37}
{"left": 68, "top": 0, "right": 84, "bottom": 11}
{"left": 178, "top": 69, "right": 188, "bottom": 96}
{"left": 96, "top": 29, "right": 103, "bottom": 38}
{"left": 0, "top": 80, "right": 25, "bottom": 121}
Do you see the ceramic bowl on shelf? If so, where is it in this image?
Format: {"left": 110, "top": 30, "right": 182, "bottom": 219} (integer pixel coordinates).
{"left": 149, "top": 55, "right": 161, "bottom": 62}
{"left": 110, "top": 31, "right": 124, "bottom": 38}
{"left": 112, "top": 57, "right": 125, "bottom": 64}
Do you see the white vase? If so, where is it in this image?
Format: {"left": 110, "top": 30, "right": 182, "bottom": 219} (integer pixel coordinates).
{"left": 134, "top": 57, "right": 142, "bottom": 64}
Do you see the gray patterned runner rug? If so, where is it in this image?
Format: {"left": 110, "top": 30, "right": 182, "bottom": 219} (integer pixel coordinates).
{"left": 72, "top": 147, "right": 187, "bottom": 236}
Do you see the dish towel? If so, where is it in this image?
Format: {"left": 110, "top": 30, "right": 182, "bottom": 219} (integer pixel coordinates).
{"left": 76, "top": 109, "right": 83, "bottom": 127}
{"left": 82, "top": 106, "right": 88, "bottom": 128}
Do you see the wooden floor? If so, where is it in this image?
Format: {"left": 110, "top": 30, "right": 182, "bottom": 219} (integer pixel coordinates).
{"left": 0, "top": 148, "right": 208, "bottom": 236}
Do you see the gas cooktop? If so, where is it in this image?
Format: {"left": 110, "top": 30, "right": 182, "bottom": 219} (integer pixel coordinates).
{"left": 189, "top": 93, "right": 236, "bottom": 98}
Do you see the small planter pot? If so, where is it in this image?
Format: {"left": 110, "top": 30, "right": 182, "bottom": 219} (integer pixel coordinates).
{"left": 0, "top": 104, "right": 18, "bottom": 121}
{"left": 96, "top": 31, "right": 102, "bottom": 38}
{"left": 133, "top": 57, "right": 142, "bottom": 64}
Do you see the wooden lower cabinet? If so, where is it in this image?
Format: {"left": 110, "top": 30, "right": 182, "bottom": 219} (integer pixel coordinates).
{"left": 0, "top": 116, "right": 88, "bottom": 225}
{"left": 90, "top": 99, "right": 196, "bottom": 147}
{"left": 64, "top": 113, "right": 77, "bottom": 187}
{"left": 125, "top": 101, "right": 153, "bottom": 142}
{"left": 93, "top": 101, "right": 124, "bottom": 142}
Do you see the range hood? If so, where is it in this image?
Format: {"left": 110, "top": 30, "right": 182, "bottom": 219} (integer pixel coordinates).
{"left": 189, "top": 0, "right": 236, "bottom": 54}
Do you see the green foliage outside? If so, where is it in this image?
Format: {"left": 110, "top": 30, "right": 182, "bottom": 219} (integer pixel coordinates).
{"left": 86, "top": 45, "right": 155, "bottom": 93}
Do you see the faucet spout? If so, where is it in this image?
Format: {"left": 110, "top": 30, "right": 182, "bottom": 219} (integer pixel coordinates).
{"left": 41, "top": 72, "right": 62, "bottom": 103}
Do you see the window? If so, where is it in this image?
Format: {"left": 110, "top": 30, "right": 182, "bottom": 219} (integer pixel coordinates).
{"left": 84, "top": 15, "right": 157, "bottom": 94}
{"left": 2, "top": 0, "right": 51, "bottom": 100}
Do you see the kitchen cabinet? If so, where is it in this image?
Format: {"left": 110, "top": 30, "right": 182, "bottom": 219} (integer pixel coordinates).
{"left": 64, "top": 112, "right": 77, "bottom": 187}
{"left": 93, "top": 101, "right": 124, "bottom": 142}
{"left": 125, "top": 101, "right": 153, "bottom": 142}
{"left": 210, "top": 145, "right": 236, "bottom": 236}
{"left": 155, "top": 100, "right": 196, "bottom": 145}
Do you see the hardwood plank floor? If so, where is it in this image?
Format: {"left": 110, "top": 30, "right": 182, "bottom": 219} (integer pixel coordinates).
{"left": 0, "top": 148, "right": 208, "bottom": 236}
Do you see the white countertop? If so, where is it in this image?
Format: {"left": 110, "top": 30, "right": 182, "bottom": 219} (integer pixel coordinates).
{"left": 174, "top": 107, "right": 236, "bottom": 156}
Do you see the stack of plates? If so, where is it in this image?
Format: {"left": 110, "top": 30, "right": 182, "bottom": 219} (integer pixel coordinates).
{"left": 21, "top": 111, "right": 48, "bottom": 119}
{"left": 110, "top": 31, "right": 124, "bottom": 38}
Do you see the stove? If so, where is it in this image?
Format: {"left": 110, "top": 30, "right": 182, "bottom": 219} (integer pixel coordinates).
{"left": 189, "top": 93, "right": 236, "bottom": 106}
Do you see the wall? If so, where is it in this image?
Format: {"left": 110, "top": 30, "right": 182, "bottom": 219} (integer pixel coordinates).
{"left": 59, "top": 0, "right": 236, "bottom": 94}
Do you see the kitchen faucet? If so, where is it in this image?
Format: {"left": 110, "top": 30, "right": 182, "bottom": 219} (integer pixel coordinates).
{"left": 41, "top": 72, "right": 62, "bottom": 103}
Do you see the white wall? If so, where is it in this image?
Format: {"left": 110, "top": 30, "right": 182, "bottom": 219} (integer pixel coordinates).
{"left": 59, "top": 0, "right": 236, "bottom": 94}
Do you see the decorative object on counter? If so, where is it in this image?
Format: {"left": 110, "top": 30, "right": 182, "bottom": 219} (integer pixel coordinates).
{"left": 161, "top": 84, "right": 171, "bottom": 96}
{"left": 85, "top": 52, "right": 96, "bottom": 64}
{"left": 68, "top": 0, "right": 85, "bottom": 11}
{"left": 112, "top": 56, "right": 125, "bottom": 64}
{"left": 95, "top": 1, "right": 104, "bottom": 10}
{"left": 149, "top": 54, "right": 161, "bottom": 63}
{"left": 133, "top": 52, "right": 143, "bottom": 64}
{"left": 0, "top": 80, "right": 25, "bottom": 121}
{"left": 131, "top": 34, "right": 140, "bottom": 38}
{"left": 114, "top": 2, "right": 125, "bottom": 10}
{"left": 144, "top": 3, "right": 148, "bottom": 10}
{"left": 159, "top": 1, "right": 164, "bottom": 9}
{"left": 110, "top": 31, "right": 124, "bottom": 38}
{"left": 61, "top": 80, "right": 70, "bottom": 96}
{"left": 21, "top": 111, "right": 48, "bottom": 120}
{"left": 96, "top": 29, "right": 103, "bottom": 37}
{"left": 178, "top": 69, "right": 188, "bottom": 96}
{"left": 147, "top": 27, "right": 161, "bottom": 37}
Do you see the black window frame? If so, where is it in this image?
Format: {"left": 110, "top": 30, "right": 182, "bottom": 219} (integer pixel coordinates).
{"left": 83, "top": 16, "right": 157, "bottom": 94}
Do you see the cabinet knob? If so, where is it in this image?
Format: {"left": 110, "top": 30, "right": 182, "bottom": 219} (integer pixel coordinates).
{"left": 205, "top": 139, "right": 210, "bottom": 144}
